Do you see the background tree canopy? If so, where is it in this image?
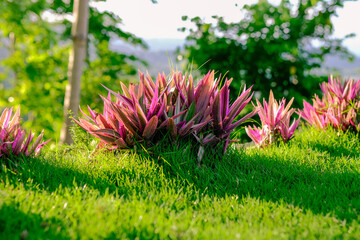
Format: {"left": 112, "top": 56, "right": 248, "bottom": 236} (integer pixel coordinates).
{"left": 0, "top": 0, "right": 356, "bottom": 142}
{"left": 180, "top": 0, "right": 354, "bottom": 106}
{"left": 0, "top": 0, "right": 147, "bottom": 140}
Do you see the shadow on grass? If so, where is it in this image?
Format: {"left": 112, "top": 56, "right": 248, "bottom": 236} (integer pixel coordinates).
{"left": 1, "top": 155, "right": 135, "bottom": 198}
{"left": 153, "top": 142, "right": 360, "bottom": 222}
{"left": 2, "top": 135, "right": 360, "bottom": 223}
{"left": 296, "top": 127, "right": 360, "bottom": 159}
{"left": 306, "top": 141, "right": 359, "bottom": 159}
{"left": 0, "top": 149, "right": 180, "bottom": 199}
{"left": 0, "top": 204, "right": 68, "bottom": 239}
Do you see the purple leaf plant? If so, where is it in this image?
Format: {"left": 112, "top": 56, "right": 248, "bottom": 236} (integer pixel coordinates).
{"left": 298, "top": 76, "right": 360, "bottom": 132}
{"left": 75, "top": 70, "right": 256, "bottom": 154}
{"left": 0, "top": 106, "right": 50, "bottom": 159}
{"left": 202, "top": 78, "right": 257, "bottom": 151}
{"left": 246, "top": 90, "right": 300, "bottom": 147}
{"left": 159, "top": 71, "right": 214, "bottom": 140}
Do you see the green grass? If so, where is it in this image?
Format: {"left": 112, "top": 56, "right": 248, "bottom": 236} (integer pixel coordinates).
{"left": 1, "top": 127, "right": 360, "bottom": 239}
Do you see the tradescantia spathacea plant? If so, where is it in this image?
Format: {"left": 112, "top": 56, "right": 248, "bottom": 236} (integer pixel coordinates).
{"left": 158, "top": 71, "right": 256, "bottom": 155}
{"left": 0, "top": 106, "right": 50, "bottom": 160}
{"left": 74, "top": 71, "right": 168, "bottom": 149}
{"left": 159, "top": 71, "right": 214, "bottom": 140}
{"left": 75, "top": 70, "right": 257, "bottom": 154}
{"left": 200, "top": 77, "right": 257, "bottom": 151}
{"left": 245, "top": 90, "right": 300, "bottom": 147}
{"left": 73, "top": 94, "right": 133, "bottom": 150}
{"left": 298, "top": 76, "right": 360, "bottom": 133}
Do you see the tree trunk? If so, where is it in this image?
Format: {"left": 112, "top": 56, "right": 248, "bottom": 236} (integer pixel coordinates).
{"left": 9, "top": 32, "right": 17, "bottom": 83}
{"left": 60, "top": 0, "right": 89, "bottom": 144}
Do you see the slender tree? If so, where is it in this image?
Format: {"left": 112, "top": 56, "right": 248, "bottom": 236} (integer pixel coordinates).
{"left": 0, "top": 0, "right": 149, "bottom": 142}
{"left": 60, "top": 0, "right": 89, "bottom": 144}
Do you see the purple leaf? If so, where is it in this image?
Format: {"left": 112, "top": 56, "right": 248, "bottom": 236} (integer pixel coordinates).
{"left": 142, "top": 115, "right": 158, "bottom": 139}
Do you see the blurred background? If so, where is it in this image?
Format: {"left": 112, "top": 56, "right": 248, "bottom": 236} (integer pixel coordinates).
{"left": 0, "top": 0, "right": 359, "bottom": 142}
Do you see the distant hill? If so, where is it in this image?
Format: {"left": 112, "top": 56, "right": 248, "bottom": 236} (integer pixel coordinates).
{"left": 110, "top": 38, "right": 185, "bottom": 76}
{"left": 1, "top": 38, "right": 359, "bottom": 80}
{"left": 145, "top": 39, "right": 185, "bottom": 51}
{"left": 317, "top": 55, "right": 360, "bottom": 78}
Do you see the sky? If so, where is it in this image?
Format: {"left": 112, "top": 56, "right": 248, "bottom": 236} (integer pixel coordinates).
{"left": 93, "top": 0, "right": 360, "bottom": 55}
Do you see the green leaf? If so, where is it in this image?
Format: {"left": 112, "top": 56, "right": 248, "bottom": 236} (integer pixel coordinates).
{"left": 185, "top": 101, "right": 196, "bottom": 122}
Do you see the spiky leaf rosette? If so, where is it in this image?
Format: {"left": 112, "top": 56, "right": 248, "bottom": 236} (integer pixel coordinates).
{"left": 75, "top": 70, "right": 256, "bottom": 155}
{"left": 298, "top": 76, "right": 360, "bottom": 132}
{"left": 246, "top": 90, "right": 300, "bottom": 147}
{"left": 0, "top": 106, "right": 50, "bottom": 159}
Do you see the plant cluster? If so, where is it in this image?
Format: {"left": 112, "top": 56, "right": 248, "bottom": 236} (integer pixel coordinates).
{"left": 0, "top": 106, "right": 50, "bottom": 159}
{"left": 1, "top": 72, "right": 358, "bottom": 164}
{"left": 245, "top": 90, "right": 300, "bottom": 147}
{"left": 298, "top": 76, "right": 360, "bottom": 132}
{"left": 75, "top": 71, "right": 257, "bottom": 154}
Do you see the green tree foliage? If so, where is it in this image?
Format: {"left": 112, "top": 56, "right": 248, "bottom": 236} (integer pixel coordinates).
{"left": 180, "top": 0, "right": 354, "bottom": 106}
{"left": 0, "top": 0, "right": 147, "bottom": 140}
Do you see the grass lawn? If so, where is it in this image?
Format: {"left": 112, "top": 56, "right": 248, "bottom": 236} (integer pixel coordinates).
{"left": 1, "top": 127, "right": 360, "bottom": 239}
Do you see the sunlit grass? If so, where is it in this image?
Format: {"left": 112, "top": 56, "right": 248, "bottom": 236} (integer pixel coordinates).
{"left": 1, "top": 127, "right": 360, "bottom": 239}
